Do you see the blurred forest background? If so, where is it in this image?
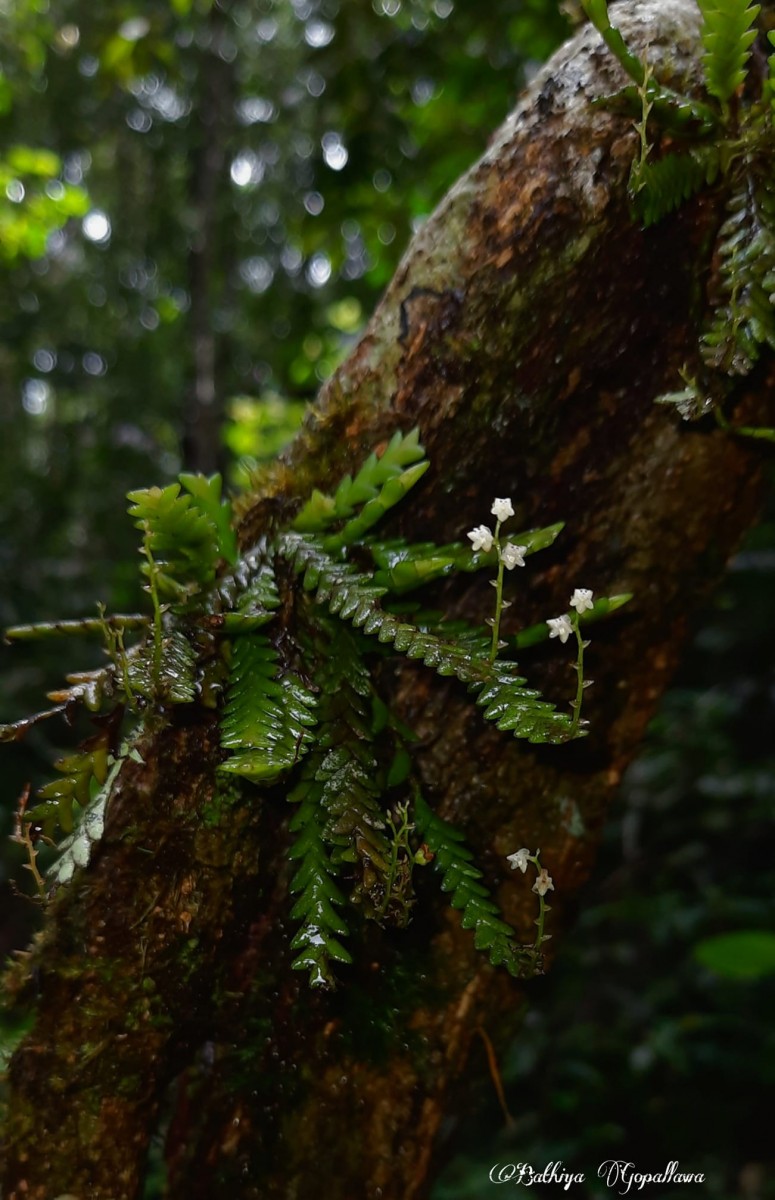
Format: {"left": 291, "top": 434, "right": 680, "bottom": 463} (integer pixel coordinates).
{"left": 0, "top": 0, "right": 774, "bottom": 1195}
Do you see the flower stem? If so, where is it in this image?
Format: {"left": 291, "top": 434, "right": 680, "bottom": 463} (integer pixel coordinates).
{"left": 534, "top": 890, "right": 547, "bottom": 951}
{"left": 377, "top": 802, "right": 413, "bottom": 924}
{"left": 489, "top": 519, "right": 505, "bottom": 663}
{"left": 715, "top": 406, "right": 775, "bottom": 444}
{"left": 142, "top": 526, "right": 164, "bottom": 688}
{"left": 526, "top": 851, "right": 552, "bottom": 973}
{"left": 569, "top": 613, "right": 585, "bottom": 737}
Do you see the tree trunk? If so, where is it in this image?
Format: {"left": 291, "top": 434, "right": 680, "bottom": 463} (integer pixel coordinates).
{"left": 3, "top": 3, "right": 773, "bottom": 1197}
{"left": 182, "top": 1, "right": 233, "bottom": 477}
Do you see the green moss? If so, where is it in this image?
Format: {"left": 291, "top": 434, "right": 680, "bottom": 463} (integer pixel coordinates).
{"left": 200, "top": 777, "right": 243, "bottom": 829}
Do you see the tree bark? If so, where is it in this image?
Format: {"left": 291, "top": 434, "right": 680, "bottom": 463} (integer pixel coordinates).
{"left": 3, "top": 3, "right": 773, "bottom": 1197}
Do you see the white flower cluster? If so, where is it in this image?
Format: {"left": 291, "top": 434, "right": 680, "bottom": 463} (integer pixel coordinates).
{"left": 547, "top": 588, "right": 594, "bottom": 641}
{"left": 507, "top": 847, "right": 554, "bottom": 895}
{"left": 466, "top": 496, "right": 526, "bottom": 570}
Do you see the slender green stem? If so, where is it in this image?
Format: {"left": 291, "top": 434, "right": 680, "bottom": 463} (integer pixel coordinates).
{"left": 489, "top": 518, "right": 505, "bottom": 663}
{"left": 96, "top": 604, "right": 136, "bottom": 705}
{"left": 22, "top": 834, "right": 47, "bottom": 901}
{"left": 569, "top": 614, "right": 585, "bottom": 737}
{"left": 521, "top": 851, "right": 552, "bottom": 972}
{"left": 5, "top": 614, "right": 149, "bottom": 642}
{"left": 142, "top": 526, "right": 164, "bottom": 687}
{"left": 534, "top": 890, "right": 548, "bottom": 951}
{"left": 378, "top": 802, "right": 413, "bottom": 923}
{"left": 114, "top": 628, "right": 135, "bottom": 705}
{"left": 631, "top": 61, "right": 654, "bottom": 184}
{"left": 715, "top": 406, "right": 775, "bottom": 444}
{"left": 11, "top": 787, "right": 47, "bottom": 901}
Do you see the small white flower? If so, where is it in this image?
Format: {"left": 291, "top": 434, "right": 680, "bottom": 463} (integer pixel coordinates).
{"left": 570, "top": 588, "right": 594, "bottom": 613}
{"left": 491, "top": 497, "right": 515, "bottom": 522}
{"left": 532, "top": 868, "right": 554, "bottom": 897}
{"left": 467, "top": 524, "right": 494, "bottom": 553}
{"left": 501, "top": 543, "right": 527, "bottom": 570}
{"left": 507, "top": 848, "right": 531, "bottom": 873}
{"left": 547, "top": 614, "right": 573, "bottom": 644}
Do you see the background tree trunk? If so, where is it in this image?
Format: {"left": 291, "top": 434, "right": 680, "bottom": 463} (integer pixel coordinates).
{"left": 3, "top": 3, "right": 772, "bottom": 1197}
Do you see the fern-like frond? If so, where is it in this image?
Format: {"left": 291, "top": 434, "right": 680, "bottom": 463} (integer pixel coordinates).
{"left": 31, "top": 735, "right": 109, "bottom": 840}
{"left": 292, "top": 428, "right": 426, "bottom": 533}
{"left": 698, "top": 0, "right": 760, "bottom": 106}
{"left": 413, "top": 791, "right": 527, "bottom": 977}
{"left": 127, "top": 481, "right": 221, "bottom": 602}
{"left": 287, "top": 766, "right": 352, "bottom": 988}
{"left": 47, "top": 753, "right": 126, "bottom": 888}
{"left": 222, "top": 561, "right": 280, "bottom": 633}
{"left": 767, "top": 31, "right": 775, "bottom": 113}
{"left": 631, "top": 146, "right": 720, "bottom": 226}
{"left": 178, "top": 472, "right": 238, "bottom": 565}
{"left": 702, "top": 169, "right": 775, "bottom": 375}
{"left": 369, "top": 523, "right": 563, "bottom": 594}
{"left": 126, "top": 630, "right": 198, "bottom": 704}
{"left": 302, "top": 620, "right": 393, "bottom": 910}
{"left": 4, "top": 614, "right": 149, "bottom": 643}
{"left": 595, "top": 82, "right": 718, "bottom": 136}
{"left": 282, "top": 533, "right": 574, "bottom": 743}
{"left": 47, "top": 666, "right": 116, "bottom": 712}
{"left": 322, "top": 461, "right": 429, "bottom": 553}
{"left": 581, "top": 0, "right": 646, "bottom": 85}
{"left": 219, "top": 634, "right": 318, "bottom": 782}
{"left": 0, "top": 661, "right": 121, "bottom": 741}
{"left": 316, "top": 745, "right": 390, "bottom": 884}
{"left": 382, "top": 603, "right": 490, "bottom": 656}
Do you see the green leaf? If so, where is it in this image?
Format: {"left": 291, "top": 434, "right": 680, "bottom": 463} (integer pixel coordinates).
{"left": 179, "top": 472, "right": 239, "bottom": 565}
{"left": 580, "top": 0, "right": 646, "bottom": 85}
{"left": 631, "top": 147, "right": 720, "bottom": 227}
{"left": 702, "top": 169, "right": 775, "bottom": 376}
{"left": 292, "top": 428, "right": 426, "bottom": 532}
{"left": 127, "top": 481, "right": 221, "bottom": 602}
{"left": 697, "top": 0, "right": 760, "bottom": 105}
{"left": 511, "top": 594, "right": 633, "bottom": 649}
{"left": 595, "top": 83, "right": 718, "bottom": 136}
{"left": 221, "top": 561, "right": 280, "bottom": 633}
{"left": 302, "top": 620, "right": 393, "bottom": 901}
{"left": 282, "top": 533, "right": 575, "bottom": 744}
{"left": 287, "top": 766, "right": 352, "bottom": 987}
{"left": 219, "top": 634, "right": 318, "bottom": 782}
{"left": 369, "top": 523, "right": 563, "bottom": 594}
{"left": 5, "top": 614, "right": 149, "bottom": 642}
{"left": 28, "top": 741, "right": 109, "bottom": 842}
{"left": 414, "top": 791, "right": 528, "bottom": 978}
{"left": 322, "top": 460, "right": 429, "bottom": 552}
{"left": 127, "top": 630, "right": 197, "bottom": 704}
{"left": 693, "top": 931, "right": 775, "bottom": 979}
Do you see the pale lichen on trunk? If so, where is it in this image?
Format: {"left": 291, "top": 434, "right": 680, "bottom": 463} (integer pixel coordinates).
{"left": 2, "top": 4, "right": 773, "bottom": 1198}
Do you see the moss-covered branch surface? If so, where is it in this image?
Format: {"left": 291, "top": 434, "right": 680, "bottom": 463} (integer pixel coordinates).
{"left": 3, "top": 3, "right": 774, "bottom": 1197}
